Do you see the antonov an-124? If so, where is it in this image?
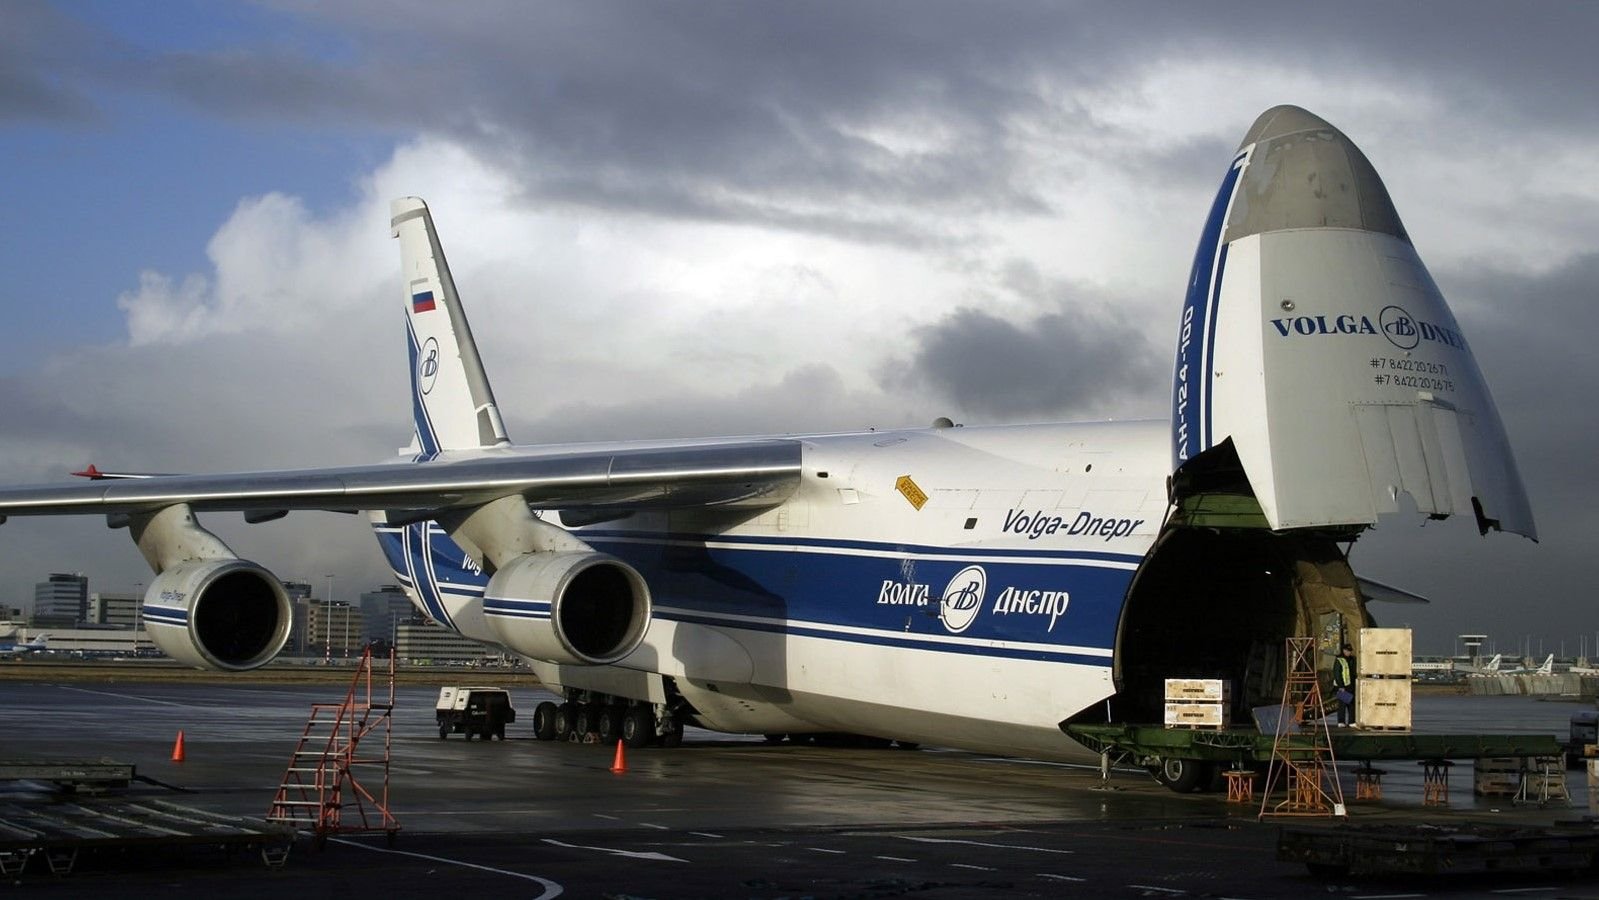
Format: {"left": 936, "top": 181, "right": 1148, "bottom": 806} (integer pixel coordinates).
{"left": 0, "top": 106, "right": 1535, "bottom": 787}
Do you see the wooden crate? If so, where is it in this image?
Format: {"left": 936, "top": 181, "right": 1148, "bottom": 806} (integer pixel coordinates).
{"left": 1358, "top": 627, "right": 1413, "bottom": 677}
{"left": 1164, "top": 701, "right": 1229, "bottom": 729}
{"left": 1474, "top": 758, "right": 1523, "bottom": 797}
{"left": 1164, "top": 678, "right": 1231, "bottom": 703}
{"left": 1356, "top": 678, "right": 1412, "bottom": 730}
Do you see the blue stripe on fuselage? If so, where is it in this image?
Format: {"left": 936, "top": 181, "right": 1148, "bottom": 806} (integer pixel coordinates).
{"left": 1173, "top": 147, "right": 1250, "bottom": 470}
{"left": 371, "top": 525, "right": 1132, "bottom": 663}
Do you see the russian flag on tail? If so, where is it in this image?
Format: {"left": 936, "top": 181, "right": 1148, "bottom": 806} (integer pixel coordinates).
{"left": 412, "top": 290, "right": 437, "bottom": 313}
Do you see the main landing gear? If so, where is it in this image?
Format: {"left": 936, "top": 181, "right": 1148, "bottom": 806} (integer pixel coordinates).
{"left": 531, "top": 694, "right": 682, "bottom": 749}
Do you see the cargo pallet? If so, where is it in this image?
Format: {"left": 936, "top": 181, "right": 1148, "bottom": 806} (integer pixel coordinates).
{"left": 1278, "top": 821, "right": 1599, "bottom": 877}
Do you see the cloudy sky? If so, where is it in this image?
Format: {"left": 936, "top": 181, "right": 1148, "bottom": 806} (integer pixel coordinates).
{"left": 2, "top": 1, "right": 1595, "bottom": 657}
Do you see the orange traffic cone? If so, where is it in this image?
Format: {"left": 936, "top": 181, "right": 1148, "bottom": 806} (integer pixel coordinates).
{"left": 610, "top": 739, "right": 626, "bottom": 774}
{"left": 170, "top": 730, "right": 186, "bottom": 763}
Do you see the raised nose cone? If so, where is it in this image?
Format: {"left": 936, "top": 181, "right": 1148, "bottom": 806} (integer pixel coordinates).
{"left": 1224, "top": 105, "right": 1408, "bottom": 245}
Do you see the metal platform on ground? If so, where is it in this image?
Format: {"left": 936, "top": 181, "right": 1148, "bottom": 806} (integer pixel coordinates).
{"left": 1067, "top": 723, "right": 1566, "bottom": 765}
{"left": 1278, "top": 820, "right": 1599, "bottom": 877}
{"left": 0, "top": 762, "right": 296, "bottom": 878}
{"left": 0, "top": 758, "right": 134, "bottom": 792}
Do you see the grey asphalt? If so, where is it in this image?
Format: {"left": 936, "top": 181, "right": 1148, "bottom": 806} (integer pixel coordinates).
{"left": 1, "top": 677, "right": 1596, "bottom": 898}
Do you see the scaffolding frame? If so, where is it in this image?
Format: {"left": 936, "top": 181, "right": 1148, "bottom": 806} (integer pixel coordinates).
{"left": 1259, "top": 637, "right": 1346, "bottom": 819}
{"left": 266, "top": 648, "right": 400, "bottom": 846}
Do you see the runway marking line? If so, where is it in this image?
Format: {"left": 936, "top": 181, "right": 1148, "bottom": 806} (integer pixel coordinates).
{"left": 330, "top": 838, "right": 562, "bottom": 898}
{"left": 56, "top": 685, "right": 190, "bottom": 707}
{"left": 951, "top": 863, "right": 996, "bottom": 871}
{"left": 638, "top": 822, "right": 670, "bottom": 830}
{"left": 542, "top": 838, "right": 687, "bottom": 863}
{"left": 1491, "top": 891, "right": 1557, "bottom": 895}
{"left": 875, "top": 856, "right": 916, "bottom": 862}
{"left": 1038, "top": 873, "right": 1087, "bottom": 882}
{"left": 806, "top": 847, "right": 846, "bottom": 854}
{"left": 591, "top": 814, "right": 619, "bottom": 820}
{"left": 1127, "top": 886, "right": 1185, "bottom": 895}
{"left": 1351, "top": 895, "right": 1427, "bottom": 899}
{"left": 689, "top": 831, "right": 723, "bottom": 839}
{"left": 896, "top": 835, "right": 1074, "bottom": 855}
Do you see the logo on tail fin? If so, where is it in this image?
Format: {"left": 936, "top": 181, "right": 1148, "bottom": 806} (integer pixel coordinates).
{"left": 418, "top": 337, "right": 440, "bottom": 395}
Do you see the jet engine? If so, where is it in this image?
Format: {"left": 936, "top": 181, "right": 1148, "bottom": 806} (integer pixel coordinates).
{"left": 482, "top": 552, "right": 651, "bottom": 665}
{"left": 142, "top": 559, "right": 293, "bottom": 670}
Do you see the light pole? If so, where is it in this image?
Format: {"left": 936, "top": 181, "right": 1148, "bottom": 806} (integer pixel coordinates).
{"left": 324, "top": 574, "right": 335, "bottom": 665}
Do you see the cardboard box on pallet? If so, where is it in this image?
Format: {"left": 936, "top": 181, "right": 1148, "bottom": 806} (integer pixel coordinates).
{"left": 1358, "top": 627, "right": 1413, "bottom": 678}
{"left": 1163, "top": 701, "right": 1229, "bottom": 729}
{"left": 1355, "top": 677, "right": 1412, "bottom": 730}
{"left": 1164, "top": 678, "right": 1231, "bottom": 703}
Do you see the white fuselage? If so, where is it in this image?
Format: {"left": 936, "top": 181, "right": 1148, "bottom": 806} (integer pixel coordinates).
{"left": 378, "top": 419, "right": 1172, "bottom": 760}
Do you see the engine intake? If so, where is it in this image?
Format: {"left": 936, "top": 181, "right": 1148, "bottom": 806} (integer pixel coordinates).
{"left": 143, "top": 559, "right": 292, "bottom": 670}
{"left": 482, "top": 552, "right": 651, "bottom": 665}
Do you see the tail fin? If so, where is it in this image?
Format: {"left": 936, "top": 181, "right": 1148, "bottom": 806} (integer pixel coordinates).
{"left": 391, "top": 197, "right": 511, "bottom": 457}
{"left": 1171, "top": 106, "right": 1534, "bottom": 539}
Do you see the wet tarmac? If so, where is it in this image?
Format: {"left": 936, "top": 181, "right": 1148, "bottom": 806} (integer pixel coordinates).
{"left": 2, "top": 677, "right": 1596, "bottom": 898}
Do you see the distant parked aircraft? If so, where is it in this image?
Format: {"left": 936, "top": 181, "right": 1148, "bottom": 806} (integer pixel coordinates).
{"left": 0, "top": 634, "right": 49, "bottom": 657}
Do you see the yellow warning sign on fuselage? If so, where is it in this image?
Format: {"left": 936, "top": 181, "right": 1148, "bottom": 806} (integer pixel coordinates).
{"left": 895, "top": 475, "right": 928, "bottom": 510}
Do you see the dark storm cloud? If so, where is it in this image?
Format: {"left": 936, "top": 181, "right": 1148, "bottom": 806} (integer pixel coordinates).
{"left": 25, "top": 2, "right": 1599, "bottom": 243}
{"left": 880, "top": 262, "right": 1165, "bottom": 419}
{"left": 0, "top": 1, "right": 103, "bottom": 122}
{"left": 1441, "top": 253, "right": 1599, "bottom": 510}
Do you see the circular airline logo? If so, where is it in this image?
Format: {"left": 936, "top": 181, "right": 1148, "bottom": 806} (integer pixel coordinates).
{"left": 418, "top": 337, "right": 441, "bottom": 394}
{"left": 939, "top": 565, "right": 987, "bottom": 634}
{"left": 1379, "top": 305, "right": 1419, "bottom": 350}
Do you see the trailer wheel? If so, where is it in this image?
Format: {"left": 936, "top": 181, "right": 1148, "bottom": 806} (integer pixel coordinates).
{"left": 1153, "top": 757, "right": 1210, "bottom": 793}
{"left": 1305, "top": 861, "right": 1350, "bottom": 879}
{"left": 533, "top": 702, "right": 558, "bottom": 741}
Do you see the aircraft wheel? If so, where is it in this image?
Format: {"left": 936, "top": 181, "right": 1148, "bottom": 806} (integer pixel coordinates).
{"left": 573, "top": 704, "right": 595, "bottom": 738}
{"left": 621, "top": 707, "right": 655, "bottom": 749}
{"left": 553, "top": 704, "right": 575, "bottom": 740}
{"left": 660, "top": 722, "right": 684, "bottom": 748}
{"left": 532, "top": 701, "right": 558, "bottom": 741}
{"left": 1152, "top": 757, "right": 1210, "bottom": 793}
{"left": 597, "top": 706, "right": 621, "bottom": 743}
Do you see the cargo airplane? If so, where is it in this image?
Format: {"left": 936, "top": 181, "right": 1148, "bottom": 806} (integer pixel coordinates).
{"left": 0, "top": 107, "right": 1535, "bottom": 786}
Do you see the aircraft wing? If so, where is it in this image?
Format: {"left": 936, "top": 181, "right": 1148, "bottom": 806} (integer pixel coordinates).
{"left": 0, "top": 439, "right": 802, "bottom": 520}
{"left": 1356, "top": 576, "right": 1429, "bottom": 605}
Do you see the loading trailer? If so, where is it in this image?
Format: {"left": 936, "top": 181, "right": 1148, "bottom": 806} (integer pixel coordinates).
{"left": 1065, "top": 722, "right": 1565, "bottom": 793}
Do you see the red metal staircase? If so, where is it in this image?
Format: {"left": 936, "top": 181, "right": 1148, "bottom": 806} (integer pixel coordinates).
{"left": 266, "top": 648, "right": 400, "bottom": 846}
{"left": 1259, "top": 637, "right": 1346, "bottom": 818}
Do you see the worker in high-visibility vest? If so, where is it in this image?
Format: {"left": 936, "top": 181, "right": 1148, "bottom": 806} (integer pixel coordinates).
{"left": 1332, "top": 643, "right": 1357, "bottom": 727}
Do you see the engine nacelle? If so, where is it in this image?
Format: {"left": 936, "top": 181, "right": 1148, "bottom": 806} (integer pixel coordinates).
{"left": 142, "top": 559, "right": 292, "bottom": 671}
{"left": 482, "top": 552, "right": 651, "bottom": 666}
